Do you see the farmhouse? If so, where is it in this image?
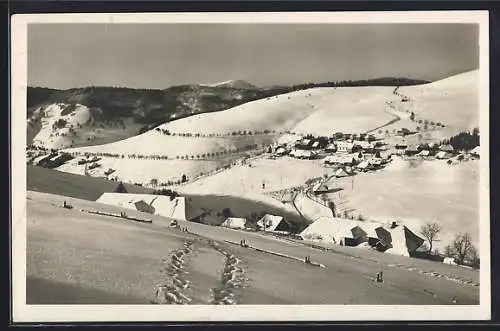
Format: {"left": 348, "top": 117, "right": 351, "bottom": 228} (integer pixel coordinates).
{"left": 435, "top": 151, "right": 452, "bottom": 159}
{"left": 356, "top": 160, "right": 374, "bottom": 172}
{"left": 440, "top": 144, "right": 455, "bottom": 152}
{"left": 96, "top": 193, "right": 186, "bottom": 221}
{"left": 325, "top": 143, "right": 337, "bottom": 153}
{"left": 290, "top": 149, "right": 314, "bottom": 159}
{"left": 300, "top": 217, "right": 425, "bottom": 256}
{"left": 257, "top": 214, "right": 292, "bottom": 233}
{"left": 324, "top": 154, "right": 356, "bottom": 166}
{"left": 353, "top": 140, "right": 374, "bottom": 151}
{"left": 416, "top": 150, "right": 430, "bottom": 157}
{"left": 336, "top": 141, "right": 355, "bottom": 153}
{"left": 221, "top": 217, "right": 247, "bottom": 230}
{"left": 274, "top": 147, "right": 288, "bottom": 156}
{"left": 404, "top": 145, "right": 419, "bottom": 156}
{"left": 470, "top": 146, "right": 480, "bottom": 159}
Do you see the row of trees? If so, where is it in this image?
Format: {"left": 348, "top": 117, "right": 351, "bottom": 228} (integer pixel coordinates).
{"left": 289, "top": 77, "right": 429, "bottom": 91}
{"left": 154, "top": 127, "right": 279, "bottom": 137}
{"left": 69, "top": 144, "right": 267, "bottom": 162}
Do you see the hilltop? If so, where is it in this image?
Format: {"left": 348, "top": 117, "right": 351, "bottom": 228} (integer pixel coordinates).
{"left": 203, "top": 79, "right": 258, "bottom": 90}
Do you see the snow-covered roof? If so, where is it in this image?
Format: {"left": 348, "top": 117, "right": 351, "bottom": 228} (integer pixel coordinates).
{"left": 221, "top": 217, "right": 247, "bottom": 229}
{"left": 292, "top": 149, "right": 312, "bottom": 157}
{"left": 257, "top": 214, "right": 285, "bottom": 232}
{"left": 301, "top": 138, "right": 311, "bottom": 145}
{"left": 300, "top": 217, "right": 424, "bottom": 257}
{"left": 440, "top": 144, "right": 454, "bottom": 151}
{"left": 417, "top": 150, "right": 430, "bottom": 156}
{"left": 356, "top": 160, "right": 370, "bottom": 169}
{"left": 470, "top": 146, "right": 480, "bottom": 155}
{"left": 353, "top": 141, "right": 374, "bottom": 149}
{"left": 436, "top": 151, "right": 451, "bottom": 159}
{"left": 337, "top": 141, "right": 354, "bottom": 148}
{"left": 324, "top": 154, "right": 355, "bottom": 164}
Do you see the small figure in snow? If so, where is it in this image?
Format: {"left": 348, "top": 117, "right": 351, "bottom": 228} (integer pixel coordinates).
{"left": 376, "top": 271, "right": 384, "bottom": 283}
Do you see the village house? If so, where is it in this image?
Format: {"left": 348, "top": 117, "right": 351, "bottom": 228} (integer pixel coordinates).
{"left": 435, "top": 151, "right": 452, "bottom": 159}
{"left": 325, "top": 143, "right": 337, "bottom": 153}
{"left": 336, "top": 141, "right": 355, "bottom": 153}
{"left": 353, "top": 140, "right": 374, "bottom": 151}
{"left": 290, "top": 149, "right": 315, "bottom": 160}
{"left": 416, "top": 149, "right": 430, "bottom": 157}
{"left": 470, "top": 146, "right": 480, "bottom": 159}
{"left": 440, "top": 144, "right": 455, "bottom": 153}
{"left": 274, "top": 146, "right": 289, "bottom": 156}
{"left": 324, "top": 154, "right": 357, "bottom": 166}
{"left": 404, "top": 145, "right": 420, "bottom": 156}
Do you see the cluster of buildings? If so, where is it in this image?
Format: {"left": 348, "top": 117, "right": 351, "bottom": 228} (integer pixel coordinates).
{"left": 275, "top": 133, "right": 385, "bottom": 159}
{"left": 394, "top": 142, "right": 480, "bottom": 160}
{"left": 272, "top": 133, "right": 391, "bottom": 175}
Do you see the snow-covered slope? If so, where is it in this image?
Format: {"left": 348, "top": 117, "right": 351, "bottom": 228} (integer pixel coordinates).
{"left": 29, "top": 103, "right": 142, "bottom": 150}
{"left": 159, "top": 87, "right": 396, "bottom": 136}
{"left": 327, "top": 157, "right": 480, "bottom": 251}
{"left": 398, "top": 69, "right": 479, "bottom": 133}
{"left": 31, "top": 103, "right": 91, "bottom": 149}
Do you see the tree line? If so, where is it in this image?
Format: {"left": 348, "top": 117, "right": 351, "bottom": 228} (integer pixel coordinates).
{"left": 440, "top": 128, "right": 480, "bottom": 151}
{"left": 68, "top": 143, "right": 267, "bottom": 161}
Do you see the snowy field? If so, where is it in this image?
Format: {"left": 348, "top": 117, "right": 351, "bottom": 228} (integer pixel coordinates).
{"left": 179, "top": 156, "right": 333, "bottom": 196}
{"left": 57, "top": 157, "right": 228, "bottom": 185}
{"left": 64, "top": 132, "right": 277, "bottom": 158}
{"left": 398, "top": 70, "right": 479, "bottom": 134}
{"left": 325, "top": 157, "right": 480, "bottom": 251}
{"left": 26, "top": 190, "right": 479, "bottom": 305}
{"left": 160, "top": 87, "right": 396, "bottom": 136}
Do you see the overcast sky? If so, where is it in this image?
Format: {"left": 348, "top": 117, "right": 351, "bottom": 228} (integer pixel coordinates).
{"left": 28, "top": 23, "right": 479, "bottom": 89}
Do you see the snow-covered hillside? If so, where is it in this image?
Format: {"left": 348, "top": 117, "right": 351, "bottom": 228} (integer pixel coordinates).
{"left": 398, "top": 70, "right": 479, "bottom": 134}
{"left": 159, "top": 87, "right": 396, "bottom": 136}
{"left": 178, "top": 157, "right": 330, "bottom": 196}
{"left": 28, "top": 103, "right": 142, "bottom": 150}
{"left": 30, "top": 103, "right": 90, "bottom": 149}
{"left": 326, "top": 157, "right": 480, "bottom": 251}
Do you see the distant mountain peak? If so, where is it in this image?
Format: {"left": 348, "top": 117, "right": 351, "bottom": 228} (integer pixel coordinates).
{"left": 203, "top": 79, "right": 257, "bottom": 90}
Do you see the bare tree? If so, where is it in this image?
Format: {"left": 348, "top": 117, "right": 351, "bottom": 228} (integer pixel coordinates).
{"left": 445, "top": 232, "right": 475, "bottom": 265}
{"left": 420, "top": 222, "right": 441, "bottom": 254}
